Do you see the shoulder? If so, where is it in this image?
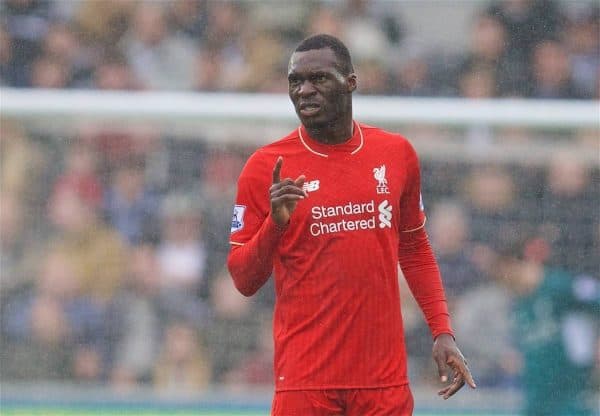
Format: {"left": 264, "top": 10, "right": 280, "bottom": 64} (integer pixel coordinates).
{"left": 360, "top": 123, "right": 418, "bottom": 157}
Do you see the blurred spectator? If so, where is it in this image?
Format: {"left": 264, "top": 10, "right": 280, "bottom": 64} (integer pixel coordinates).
{"left": 1, "top": 0, "right": 51, "bottom": 86}
{"left": 453, "top": 259, "right": 520, "bottom": 388}
{"left": 51, "top": 140, "right": 103, "bottom": 211}
{"left": 355, "top": 58, "right": 389, "bottom": 95}
{"left": 166, "top": 0, "right": 207, "bottom": 41}
{"left": 190, "top": 1, "right": 246, "bottom": 92}
{"left": 428, "top": 200, "right": 481, "bottom": 299}
{"left": 458, "top": 67, "right": 497, "bottom": 98}
{"left": 29, "top": 54, "right": 72, "bottom": 88}
{"left": 420, "top": 160, "right": 463, "bottom": 200}
{"left": 107, "top": 243, "right": 212, "bottom": 389}
{"left": 456, "top": 14, "right": 526, "bottom": 97}
{"left": 238, "top": 30, "right": 287, "bottom": 92}
{"left": 531, "top": 40, "right": 583, "bottom": 99}
{"left": 163, "top": 135, "right": 205, "bottom": 190}
{"left": 0, "top": 24, "right": 19, "bottom": 85}
{"left": 495, "top": 235, "right": 599, "bottom": 415}
{"left": 0, "top": 120, "right": 45, "bottom": 204}
{"left": 392, "top": 48, "right": 434, "bottom": 97}
{"left": 305, "top": 0, "right": 400, "bottom": 78}
{"left": 0, "top": 0, "right": 596, "bottom": 100}
{"left": 306, "top": 5, "right": 344, "bottom": 40}
{"left": 107, "top": 243, "right": 163, "bottom": 388}
{"left": 121, "top": 2, "right": 196, "bottom": 90}
{"left": 157, "top": 191, "right": 208, "bottom": 296}
{"left": 92, "top": 50, "right": 139, "bottom": 90}
{"left": 206, "top": 268, "right": 264, "bottom": 382}
{"left": 204, "top": 1, "right": 245, "bottom": 50}
{"left": 200, "top": 147, "right": 247, "bottom": 282}
{"left": 103, "top": 156, "right": 160, "bottom": 245}
{"left": 596, "top": 68, "right": 600, "bottom": 99}
{"left": 462, "top": 165, "right": 522, "bottom": 271}
{"left": 43, "top": 22, "right": 76, "bottom": 60}
{"left": 487, "top": 0, "right": 564, "bottom": 66}
{"left": 193, "top": 46, "right": 226, "bottom": 91}
{"left": 3, "top": 249, "right": 105, "bottom": 381}
{"left": 42, "top": 22, "right": 92, "bottom": 87}
{"left": 48, "top": 178, "right": 126, "bottom": 303}
{"left": 564, "top": 6, "right": 600, "bottom": 98}
{"left": 0, "top": 193, "right": 30, "bottom": 294}
{"left": 223, "top": 316, "right": 273, "bottom": 385}
{"left": 339, "top": 0, "right": 400, "bottom": 62}
{"left": 539, "top": 151, "right": 596, "bottom": 275}
{"left": 348, "top": 0, "right": 403, "bottom": 44}
{"left": 74, "top": 0, "right": 134, "bottom": 50}
{"left": 84, "top": 126, "right": 160, "bottom": 182}
{"left": 153, "top": 320, "right": 211, "bottom": 392}
{"left": 0, "top": 122, "right": 46, "bottom": 292}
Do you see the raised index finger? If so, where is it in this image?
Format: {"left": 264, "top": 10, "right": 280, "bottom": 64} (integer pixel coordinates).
{"left": 272, "top": 156, "right": 283, "bottom": 184}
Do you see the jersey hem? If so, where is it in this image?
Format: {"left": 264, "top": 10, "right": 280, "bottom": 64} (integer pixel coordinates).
{"left": 274, "top": 381, "right": 409, "bottom": 392}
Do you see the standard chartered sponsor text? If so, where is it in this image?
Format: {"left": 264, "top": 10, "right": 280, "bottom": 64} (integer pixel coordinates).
{"left": 311, "top": 201, "right": 375, "bottom": 219}
{"left": 309, "top": 200, "right": 391, "bottom": 236}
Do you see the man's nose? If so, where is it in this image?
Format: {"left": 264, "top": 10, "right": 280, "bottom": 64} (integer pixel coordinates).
{"left": 298, "top": 80, "right": 316, "bottom": 96}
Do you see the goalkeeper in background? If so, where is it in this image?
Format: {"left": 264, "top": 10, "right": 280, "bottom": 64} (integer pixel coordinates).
{"left": 495, "top": 236, "right": 599, "bottom": 416}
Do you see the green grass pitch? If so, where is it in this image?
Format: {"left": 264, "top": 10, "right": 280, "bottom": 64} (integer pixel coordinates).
{"left": 0, "top": 409, "right": 519, "bottom": 416}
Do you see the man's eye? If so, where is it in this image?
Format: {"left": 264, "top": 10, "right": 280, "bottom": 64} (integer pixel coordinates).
{"left": 315, "top": 74, "right": 327, "bottom": 82}
{"left": 289, "top": 79, "right": 301, "bottom": 87}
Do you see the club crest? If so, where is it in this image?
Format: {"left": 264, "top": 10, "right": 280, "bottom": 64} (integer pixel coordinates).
{"left": 373, "top": 165, "right": 390, "bottom": 194}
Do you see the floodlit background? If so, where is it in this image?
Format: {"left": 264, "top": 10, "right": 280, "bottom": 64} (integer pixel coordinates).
{"left": 0, "top": 1, "right": 599, "bottom": 415}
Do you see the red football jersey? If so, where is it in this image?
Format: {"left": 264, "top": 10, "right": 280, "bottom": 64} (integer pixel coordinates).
{"left": 228, "top": 121, "right": 452, "bottom": 391}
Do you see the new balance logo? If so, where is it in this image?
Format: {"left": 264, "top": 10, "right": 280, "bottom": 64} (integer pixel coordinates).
{"left": 378, "top": 200, "right": 392, "bottom": 228}
{"left": 302, "top": 179, "right": 320, "bottom": 193}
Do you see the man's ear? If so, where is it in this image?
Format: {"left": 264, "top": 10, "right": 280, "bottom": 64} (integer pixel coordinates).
{"left": 347, "top": 73, "right": 357, "bottom": 93}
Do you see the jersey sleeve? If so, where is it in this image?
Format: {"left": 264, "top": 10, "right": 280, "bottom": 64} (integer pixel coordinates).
{"left": 399, "top": 141, "right": 426, "bottom": 233}
{"left": 227, "top": 151, "right": 287, "bottom": 296}
{"left": 230, "top": 151, "right": 271, "bottom": 245}
{"left": 398, "top": 227, "right": 453, "bottom": 339}
{"left": 397, "top": 140, "right": 453, "bottom": 339}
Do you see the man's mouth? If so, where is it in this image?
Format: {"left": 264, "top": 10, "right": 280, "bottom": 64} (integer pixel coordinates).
{"left": 299, "top": 102, "right": 321, "bottom": 116}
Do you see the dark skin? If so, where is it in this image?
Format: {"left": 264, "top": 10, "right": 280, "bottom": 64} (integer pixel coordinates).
{"left": 288, "top": 48, "right": 356, "bottom": 144}
{"left": 270, "top": 47, "right": 476, "bottom": 400}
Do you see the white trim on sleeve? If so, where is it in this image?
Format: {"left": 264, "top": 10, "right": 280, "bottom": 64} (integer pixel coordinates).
{"left": 401, "top": 217, "right": 427, "bottom": 233}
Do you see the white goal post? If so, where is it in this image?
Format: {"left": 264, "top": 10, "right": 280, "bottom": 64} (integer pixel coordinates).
{"left": 1, "top": 88, "right": 598, "bottom": 165}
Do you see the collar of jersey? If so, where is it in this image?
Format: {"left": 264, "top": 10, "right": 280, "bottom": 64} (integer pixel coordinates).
{"left": 298, "top": 121, "right": 364, "bottom": 158}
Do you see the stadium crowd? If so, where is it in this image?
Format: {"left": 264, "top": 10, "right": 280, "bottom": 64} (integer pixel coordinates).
{"left": 1, "top": 0, "right": 599, "bottom": 98}
{"left": 1, "top": 0, "right": 599, "bottom": 409}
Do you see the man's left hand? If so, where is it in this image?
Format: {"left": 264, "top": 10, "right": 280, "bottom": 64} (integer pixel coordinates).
{"left": 432, "top": 333, "right": 476, "bottom": 400}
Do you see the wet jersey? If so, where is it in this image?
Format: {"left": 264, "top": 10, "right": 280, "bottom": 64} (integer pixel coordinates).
{"left": 228, "top": 122, "right": 452, "bottom": 391}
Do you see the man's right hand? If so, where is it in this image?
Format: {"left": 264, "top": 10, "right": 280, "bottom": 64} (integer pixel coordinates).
{"left": 270, "top": 156, "right": 306, "bottom": 227}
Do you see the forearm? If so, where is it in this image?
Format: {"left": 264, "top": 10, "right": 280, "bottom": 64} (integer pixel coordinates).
{"left": 227, "top": 216, "right": 286, "bottom": 296}
{"left": 398, "top": 227, "right": 453, "bottom": 339}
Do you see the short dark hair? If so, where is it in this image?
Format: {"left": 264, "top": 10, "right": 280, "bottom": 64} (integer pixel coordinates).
{"left": 294, "top": 34, "right": 354, "bottom": 75}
